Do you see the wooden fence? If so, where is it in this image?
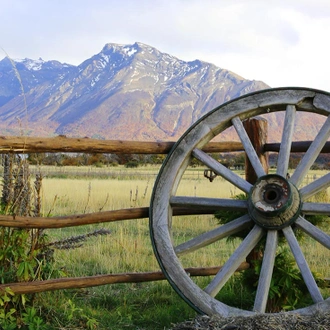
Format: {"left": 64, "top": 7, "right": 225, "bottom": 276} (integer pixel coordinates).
{"left": 0, "top": 133, "right": 328, "bottom": 295}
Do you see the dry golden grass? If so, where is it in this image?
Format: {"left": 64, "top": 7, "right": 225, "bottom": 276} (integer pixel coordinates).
{"left": 40, "top": 167, "right": 243, "bottom": 215}
{"left": 39, "top": 167, "right": 329, "bottom": 283}
{"left": 41, "top": 178, "right": 153, "bottom": 215}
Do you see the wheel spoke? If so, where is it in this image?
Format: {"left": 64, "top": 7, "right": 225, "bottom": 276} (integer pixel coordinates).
{"left": 290, "top": 115, "right": 330, "bottom": 187}
{"left": 232, "top": 116, "right": 266, "bottom": 178}
{"left": 170, "top": 196, "right": 248, "bottom": 212}
{"left": 192, "top": 148, "right": 252, "bottom": 193}
{"left": 204, "top": 225, "right": 264, "bottom": 297}
{"left": 300, "top": 172, "right": 330, "bottom": 201}
{"left": 302, "top": 202, "right": 330, "bottom": 215}
{"left": 282, "top": 226, "right": 323, "bottom": 303}
{"left": 175, "top": 214, "right": 252, "bottom": 255}
{"left": 277, "top": 105, "right": 296, "bottom": 177}
{"left": 295, "top": 216, "right": 330, "bottom": 249}
{"left": 254, "top": 230, "right": 278, "bottom": 313}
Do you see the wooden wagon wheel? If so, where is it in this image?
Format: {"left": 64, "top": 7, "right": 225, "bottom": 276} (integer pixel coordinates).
{"left": 150, "top": 87, "right": 330, "bottom": 317}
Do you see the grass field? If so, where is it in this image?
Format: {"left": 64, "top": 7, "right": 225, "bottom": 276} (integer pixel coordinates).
{"left": 21, "top": 166, "right": 330, "bottom": 328}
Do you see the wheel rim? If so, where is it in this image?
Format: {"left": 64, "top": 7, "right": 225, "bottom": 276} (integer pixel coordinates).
{"left": 150, "top": 87, "right": 330, "bottom": 316}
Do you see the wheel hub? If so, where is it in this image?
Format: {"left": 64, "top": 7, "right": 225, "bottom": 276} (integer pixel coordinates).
{"left": 248, "top": 174, "right": 301, "bottom": 229}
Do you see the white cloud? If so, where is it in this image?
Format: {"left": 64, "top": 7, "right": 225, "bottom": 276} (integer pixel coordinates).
{"left": 1, "top": 0, "right": 330, "bottom": 91}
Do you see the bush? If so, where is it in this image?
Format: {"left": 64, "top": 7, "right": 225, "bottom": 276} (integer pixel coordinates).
{"left": 0, "top": 154, "right": 54, "bottom": 328}
{"left": 125, "top": 160, "right": 139, "bottom": 168}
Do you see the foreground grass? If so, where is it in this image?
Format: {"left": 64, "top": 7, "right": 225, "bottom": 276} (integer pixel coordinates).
{"left": 36, "top": 282, "right": 196, "bottom": 329}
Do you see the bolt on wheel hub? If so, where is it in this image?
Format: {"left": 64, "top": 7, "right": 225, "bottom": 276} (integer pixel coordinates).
{"left": 248, "top": 174, "right": 301, "bottom": 229}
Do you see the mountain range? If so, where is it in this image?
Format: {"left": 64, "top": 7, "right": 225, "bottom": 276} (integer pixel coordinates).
{"left": 0, "top": 42, "right": 271, "bottom": 141}
{"left": 0, "top": 42, "right": 324, "bottom": 142}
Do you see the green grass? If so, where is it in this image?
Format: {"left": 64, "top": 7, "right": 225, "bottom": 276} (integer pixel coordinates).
{"left": 37, "top": 283, "right": 196, "bottom": 329}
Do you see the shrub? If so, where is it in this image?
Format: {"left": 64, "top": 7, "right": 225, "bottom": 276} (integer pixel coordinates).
{"left": 0, "top": 154, "right": 53, "bottom": 328}
{"left": 125, "top": 160, "right": 139, "bottom": 168}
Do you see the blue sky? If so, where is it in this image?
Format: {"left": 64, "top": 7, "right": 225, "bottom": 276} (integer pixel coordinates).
{"left": 1, "top": 0, "right": 330, "bottom": 91}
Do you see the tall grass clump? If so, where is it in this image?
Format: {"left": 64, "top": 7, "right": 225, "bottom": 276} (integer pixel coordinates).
{"left": 0, "top": 154, "right": 52, "bottom": 328}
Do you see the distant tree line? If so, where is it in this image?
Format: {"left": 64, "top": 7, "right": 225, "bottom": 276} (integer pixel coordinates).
{"left": 25, "top": 152, "right": 330, "bottom": 169}
{"left": 26, "top": 153, "right": 167, "bottom": 167}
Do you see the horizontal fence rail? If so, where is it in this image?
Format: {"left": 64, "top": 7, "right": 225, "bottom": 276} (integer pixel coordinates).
{"left": 264, "top": 141, "right": 330, "bottom": 153}
{"left": 0, "top": 136, "right": 244, "bottom": 153}
{"left": 0, "top": 263, "right": 250, "bottom": 295}
{"left": 1, "top": 135, "right": 330, "bottom": 154}
{"left": 0, "top": 207, "right": 220, "bottom": 229}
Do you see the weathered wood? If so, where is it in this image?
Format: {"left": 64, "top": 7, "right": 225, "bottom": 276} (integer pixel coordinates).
{"left": 282, "top": 226, "right": 324, "bottom": 303}
{"left": 302, "top": 202, "right": 330, "bottom": 214}
{"left": 291, "top": 115, "right": 330, "bottom": 187}
{"left": 0, "top": 206, "right": 225, "bottom": 229}
{"left": 0, "top": 208, "right": 149, "bottom": 228}
{"left": 3, "top": 135, "right": 330, "bottom": 154}
{"left": 295, "top": 216, "right": 330, "bottom": 249}
{"left": 276, "top": 105, "right": 296, "bottom": 177}
{"left": 205, "top": 225, "right": 264, "bottom": 297}
{"left": 253, "top": 230, "right": 278, "bottom": 313}
{"left": 0, "top": 263, "right": 250, "bottom": 295}
{"left": 243, "top": 117, "right": 269, "bottom": 272}
{"left": 242, "top": 117, "right": 269, "bottom": 184}
{"left": 264, "top": 141, "right": 330, "bottom": 153}
{"left": 300, "top": 172, "right": 330, "bottom": 201}
{"left": 175, "top": 215, "right": 252, "bottom": 255}
{"left": 170, "top": 196, "right": 248, "bottom": 211}
{"left": 192, "top": 148, "right": 252, "bottom": 193}
{"left": 0, "top": 136, "right": 244, "bottom": 154}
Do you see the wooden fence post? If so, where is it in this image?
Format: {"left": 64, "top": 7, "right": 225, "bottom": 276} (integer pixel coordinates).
{"left": 243, "top": 117, "right": 269, "bottom": 184}
{"left": 243, "top": 117, "right": 269, "bottom": 263}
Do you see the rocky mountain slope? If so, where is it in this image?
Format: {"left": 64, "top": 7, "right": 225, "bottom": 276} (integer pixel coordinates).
{"left": 0, "top": 42, "right": 270, "bottom": 141}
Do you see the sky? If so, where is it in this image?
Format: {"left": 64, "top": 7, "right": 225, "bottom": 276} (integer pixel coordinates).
{"left": 1, "top": 0, "right": 330, "bottom": 91}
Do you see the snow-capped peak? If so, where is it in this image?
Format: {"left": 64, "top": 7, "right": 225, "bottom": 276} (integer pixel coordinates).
{"left": 122, "top": 46, "right": 138, "bottom": 57}
{"left": 15, "top": 57, "right": 45, "bottom": 71}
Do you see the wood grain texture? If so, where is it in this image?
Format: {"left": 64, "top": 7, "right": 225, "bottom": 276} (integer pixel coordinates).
{"left": 205, "top": 225, "right": 264, "bottom": 297}
{"left": 282, "top": 226, "right": 323, "bottom": 303}
{"left": 300, "top": 172, "right": 330, "bottom": 201}
{"left": 291, "top": 115, "right": 330, "bottom": 187}
{"left": 0, "top": 263, "right": 250, "bottom": 294}
{"left": 253, "top": 230, "right": 278, "bottom": 313}
{"left": 0, "top": 136, "right": 244, "bottom": 154}
{"left": 276, "top": 105, "right": 296, "bottom": 177}
{"left": 175, "top": 215, "right": 252, "bottom": 255}
{"left": 242, "top": 117, "right": 269, "bottom": 183}
{"left": 192, "top": 148, "right": 252, "bottom": 193}
{"left": 0, "top": 206, "right": 228, "bottom": 229}
{"left": 295, "top": 216, "right": 330, "bottom": 249}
